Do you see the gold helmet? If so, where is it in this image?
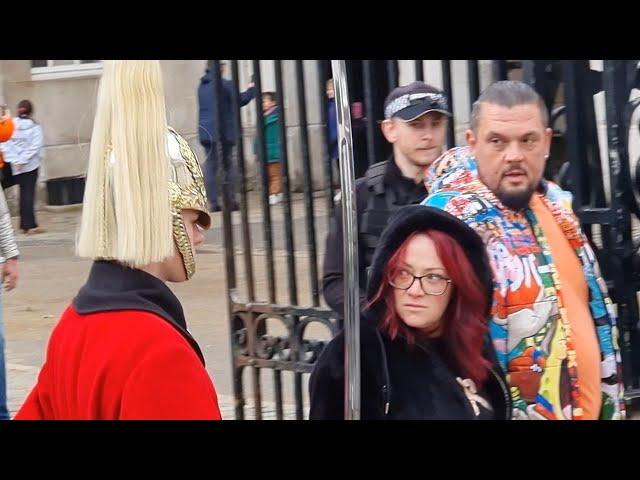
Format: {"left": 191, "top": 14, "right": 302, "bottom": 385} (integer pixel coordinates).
{"left": 167, "top": 127, "right": 210, "bottom": 278}
{"left": 77, "top": 60, "right": 211, "bottom": 279}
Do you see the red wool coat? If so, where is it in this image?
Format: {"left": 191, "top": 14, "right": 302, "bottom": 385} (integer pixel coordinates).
{"left": 15, "top": 261, "right": 221, "bottom": 420}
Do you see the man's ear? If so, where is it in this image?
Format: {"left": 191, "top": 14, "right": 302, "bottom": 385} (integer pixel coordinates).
{"left": 381, "top": 119, "right": 396, "bottom": 143}
{"left": 466, "top": 129, "right": 477, "bottom": 154}
{"left": 544, "top": 127, "right": 553, "bottom": 155}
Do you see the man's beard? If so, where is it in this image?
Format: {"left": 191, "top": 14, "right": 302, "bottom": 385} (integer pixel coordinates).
{"left": 496, "top": 184, "right": 536, "bottom": 211}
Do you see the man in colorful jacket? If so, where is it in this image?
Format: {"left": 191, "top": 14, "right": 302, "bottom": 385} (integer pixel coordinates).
{"left": 422, "top": 80, "right": 624, "bottom": 420}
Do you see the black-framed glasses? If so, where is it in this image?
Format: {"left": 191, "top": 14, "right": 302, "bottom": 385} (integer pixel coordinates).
{"left": 389, "top": 270, "right": 452, "bottom": 296}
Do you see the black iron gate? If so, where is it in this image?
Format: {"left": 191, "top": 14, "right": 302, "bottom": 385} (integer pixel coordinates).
{"left": 214, "top": 60, "right": 340, "bottom": 419}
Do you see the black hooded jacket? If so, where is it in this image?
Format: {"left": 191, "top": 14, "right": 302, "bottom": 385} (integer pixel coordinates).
{"left": 309, "top": 205, "right": 512, "bottom": 420}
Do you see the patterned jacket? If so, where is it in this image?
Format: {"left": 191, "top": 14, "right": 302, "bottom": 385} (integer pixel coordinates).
{"left": 422, "top": 147, "right": 625, "bottom": 420}
{"left": 0, "top": 186, "right": 18, "bottom": 263}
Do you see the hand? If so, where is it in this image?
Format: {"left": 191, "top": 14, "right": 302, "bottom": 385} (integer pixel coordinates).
{"left": 3, "top": 258, "right": 17, "bottom": 291}
{"left": 248, "top": 82, "right": 255, "bottom": 89}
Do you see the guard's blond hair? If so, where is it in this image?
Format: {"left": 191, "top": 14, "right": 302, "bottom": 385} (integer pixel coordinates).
{"left": 76, "top": 60, "right": 173, "bottom": 266}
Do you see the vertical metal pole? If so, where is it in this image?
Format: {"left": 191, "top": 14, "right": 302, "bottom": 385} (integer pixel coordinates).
{"left": 230, "top": 60, "right": 255, "bottom": 302}
{"left": 331, "top": 60, "right": 360, "bottom": 420}
{"left": 274, "top": 61, "right": 298, "bottom": 306}
{"left": 414, "top": 60, "right": 424, "bottom": 81}
{"left": 252, "top": 60, "right": 277, "bottom": 304}
{"left": 387, "top": 60, "right": 398, "bottom": 91}
{"left": 602, "top": 60, "right": 638, "bottom": 390}
{"left": 273, "top": 370, "right": 284, "bottom": 420}
{"left": 210, "top": 60, "right": 237, "bottom": 290}
{"left": 294, "top": 60, "right": 320, "bottom": 308}
{"left": 441, "top": 60, "right": 455, "bottom": 149}
{"left": 363, "top": 61, "right": 377, "bottom": 166}
{"left": 228, "top": 60, "right": 254, "bottom": 420}
{"left": 211, "top": 60, "right": 243, "bottom": 419}
{"left": 562, "top": 61, "right": 586, "bottom": 210}
{"left": 468, "top": 60, "right": 480, "bottom": 109}
{"left": 317, "top": 61, "right": 336, "bottom": 227}
{"left": 293, "top": 60, "right": 317, "bottom": 419}
{"left": 493, "top": 60, "right": 509, "bottom": 81}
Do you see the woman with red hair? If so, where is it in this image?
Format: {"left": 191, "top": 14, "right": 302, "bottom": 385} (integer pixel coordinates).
{"left": 309, "top": 205, "right": 511, "bottom": 419}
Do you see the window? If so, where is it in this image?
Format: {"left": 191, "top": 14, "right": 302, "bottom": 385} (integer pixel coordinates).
{"left": 31, "top": 60, "right": 102, "bottom": 80}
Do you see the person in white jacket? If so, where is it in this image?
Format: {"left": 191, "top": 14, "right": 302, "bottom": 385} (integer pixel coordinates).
{"left": 0, "top": 100, "right": 45, "bottom": 234}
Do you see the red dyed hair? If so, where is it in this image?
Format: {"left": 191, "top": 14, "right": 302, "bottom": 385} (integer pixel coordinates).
{"left": 367, "top": 230, "right": 491, "bottom": 387}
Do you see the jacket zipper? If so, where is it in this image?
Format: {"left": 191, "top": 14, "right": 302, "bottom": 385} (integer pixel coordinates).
{"left": 489, "top": 366, "right": 512, "bottom": 420}
{"left": 375, "top": 330, "right": 392, "bottom": 417}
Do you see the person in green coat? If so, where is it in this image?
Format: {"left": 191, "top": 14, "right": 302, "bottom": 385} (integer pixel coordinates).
{"left": 261, "top": 92, "right": 282, "bottom": 205}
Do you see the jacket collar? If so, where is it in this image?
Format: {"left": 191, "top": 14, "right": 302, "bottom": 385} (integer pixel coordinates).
{"left": 73, "top": 261, "right": 205, "bottom": 364}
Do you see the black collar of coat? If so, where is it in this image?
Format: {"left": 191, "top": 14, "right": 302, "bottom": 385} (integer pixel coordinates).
{"left": 383, "top": 156, "right": 429, "bottom": 203}
{"left": 73, "top": 260, "right": 205, "bottom": 364}
{"left": 385, "top": 156, "right": 423, "bottom": 188}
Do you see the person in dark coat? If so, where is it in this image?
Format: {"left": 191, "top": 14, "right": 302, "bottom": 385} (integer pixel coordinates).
{"left": 326, "top": 79, "right": 338, "bottom": 179}
{"left": 197, "top": 62, "right": 256, "bottom": 212}
{"left": 309, "top": 205, "right": 512, "bottom": 420}
{"left": 322, "top": 82, "right": 451, "bottom": 320}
